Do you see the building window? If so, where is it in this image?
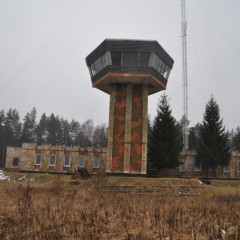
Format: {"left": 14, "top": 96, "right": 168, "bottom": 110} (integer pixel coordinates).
{"left": 93, "top": 156, "right": 100, "bottom": 168}
{"left": 194, "top": 161, "right": 201, "bottom": 172}
{"left": 89, "top": 52, "right": 112, "bottom": 77}
{"left": 35, "top": 154, "right": 42, "bottom": 165}
{"left": 180, "top": 161, "right": 187, "bottom": 171}
{"left": 101, "top": 51, "right": 111, "bottom": 68}
{"left": 157, "top": 59, "right": 165, "bottom": 75}
{"left": 163, "top": 66, "right": 170, "bottom": 79}
{"left": 150, "top": 53, "right": 169, "bottom": 77}
{"left": 12, "top": 158, "right": 19, "bottom": 166}
{"left": 89, "top": 62, "right": 96, "bottom": 76}
{"left": 139, "top": 52, "right": 151, "bottom": 66}
{"left": 94, "top": 57, "right": 103, "bottom": 74}
{"left": 122, "top": 51, "right": 138, "bottom": 66}
{"left": 223, "top": 163, "right": 230, "bottom": 173}
{"left": 238, "top": 160, "right": 240, "bottom": 172}
{"left": 79, "top": 155, "right": 85, "bottom": 168}
{"left": 111, "top": 51, "right": 121, "bottom": 66}
{"left": 49, "top": 155, "right": 56, "bottom": 166}
{"left": 89, "top": 51, "right": 170, "bottom": 78}
{"left": 64, "top": 155, "right": 71, "bottom": 167}
{"left": 153, "top": 54, "right": 160, "bottom": 71}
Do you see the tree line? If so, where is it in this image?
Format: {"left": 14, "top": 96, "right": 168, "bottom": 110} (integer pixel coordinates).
{"left": 1, "top": 96, "right": 240, "bottom": 173}
{"left": 148, "top": 94, "right": 239, "bottom": 176}
{"left": 0, "top": 107, "right": 107, "bottom": 167}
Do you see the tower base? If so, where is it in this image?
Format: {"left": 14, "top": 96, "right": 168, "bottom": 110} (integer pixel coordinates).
{"left": 106, "top": 83, "right": 148, "bottom": 175}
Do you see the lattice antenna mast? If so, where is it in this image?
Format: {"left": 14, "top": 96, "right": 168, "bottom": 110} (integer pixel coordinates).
{"left": 181, "top": 0, "right": 189, "bottom": 150}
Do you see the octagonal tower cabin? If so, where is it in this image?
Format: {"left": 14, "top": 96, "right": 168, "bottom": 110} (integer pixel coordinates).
{"left": 86, "top": 39, "right": 174, "bottom": 176}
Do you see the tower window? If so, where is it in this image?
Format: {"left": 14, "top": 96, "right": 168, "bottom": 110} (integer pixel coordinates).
{"left": 111, "top": 51, "right": 121, "bottom": 66}
{"left": 122, "top": 52, "right": 138, "bottom": 66}
{"left": 139, "top": 52, "right": 151, "bottom": 66}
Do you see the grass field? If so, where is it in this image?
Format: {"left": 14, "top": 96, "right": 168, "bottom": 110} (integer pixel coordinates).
{"left": 0, "top": 170, "right": 240, "bottom": 239}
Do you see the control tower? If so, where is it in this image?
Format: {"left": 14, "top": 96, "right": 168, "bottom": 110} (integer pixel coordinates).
{"left": 86, "top": 39, "right": 174, "bottom": 175}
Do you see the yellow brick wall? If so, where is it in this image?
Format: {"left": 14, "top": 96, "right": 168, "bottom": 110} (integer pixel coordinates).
{"left": 19, "top": 143, "right": 37, "bottom": 171}
{"left": 6, "top": 143, "right": 107, "bottom": 174}
{"left": 5, "top": 144, "right": 240, "bottom": 178}
{"left": 5, "top": 146, "right": 21, "bottom": 169}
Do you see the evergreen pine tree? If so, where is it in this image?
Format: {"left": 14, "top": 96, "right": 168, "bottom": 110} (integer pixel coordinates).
{"left": 4, "top": 108, "right": 22, "bottom": 147}
{"left": 35, "top": 113, "right": 48, "bottom": 144}
{"left": 188, "top": 123, "right": 200, "bottom": 150}
{"left": 46, "top": 114, "right": 62, "bottom": 145}
{"left": 60, "top": 118, "right": 71, "bottom": 146}
{"left": 196, "top": 96, "right": 231, "bottom": 177}
{"left": 1, "top": 108, "right": 22, "bottom": 166}
{"left": 21, "top": 107, "right": 37, "bottom": 143}
{"left": 148, "top": 94, "right": 181, "bottom": 169}
{"left": 0, "top": 110, "right": 5, "bottom": 167}
{"left": 93, "top": 124, "right": 108, "bottom": 147}
{"left": 231, "top": 127, "right": 240, "bottom": 151}
{"left": 69, "top": 119, "right": 80, "bottom": 145}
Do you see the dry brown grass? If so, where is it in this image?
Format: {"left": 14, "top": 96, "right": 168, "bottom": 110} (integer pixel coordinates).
{"left": 0, "top": 174, "right": 240, "bottom": 239}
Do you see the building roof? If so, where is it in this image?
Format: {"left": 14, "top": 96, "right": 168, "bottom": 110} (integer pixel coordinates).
{"left": 86, "top": 39, "right": 174, "bottom": 68}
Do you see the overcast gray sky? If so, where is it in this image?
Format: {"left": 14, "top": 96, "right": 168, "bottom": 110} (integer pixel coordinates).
{"left": 0, "top": 0, "right": 240, "bottom": 130}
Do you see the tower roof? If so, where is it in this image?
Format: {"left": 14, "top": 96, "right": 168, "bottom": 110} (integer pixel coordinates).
{"left": 86, "top": 39, "right": 174, "bottom": 68}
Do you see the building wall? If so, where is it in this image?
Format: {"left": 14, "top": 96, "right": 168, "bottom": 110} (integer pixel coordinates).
{"left": 178, "top": 150, "right": 240, "bottom": 178}
{"left": 5, "top": 146, "right": 21, "bottom": 170}
{"left": 5, "top": 144, "right": 240, "bottom": 178}
{"left": 20, "top": 143, "right": 36, "bottom": 171}
{"left": 5, "top": 143, "right": 107, "bottom": 174}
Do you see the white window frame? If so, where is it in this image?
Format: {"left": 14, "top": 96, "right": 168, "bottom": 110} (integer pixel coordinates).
{"left": 64, "top": 155, "right": 71, "bottom": 167}
{"left": 49, "top": 155, "right": 56, "bottom": 166}
{"left": 180, "top": 161, "right": 187, "bottom": 172}
{"left": 194, "top": 161, "right": 201, "bottom": 172}
{"left": 35, "top": 154, "right": 42, "bottom": 165}
{"left": 78, "top": 155, "right": 85, "bottom": 168}
{"left": 93, "top": 156, "right": 100, "bottom": 169}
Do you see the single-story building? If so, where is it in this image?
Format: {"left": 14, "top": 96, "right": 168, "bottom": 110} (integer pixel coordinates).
{"left": 5, "top": 143, "right": 240, "bottom": 178}
{"left": 5, "top": 143, "right": 107, "bottom": 175}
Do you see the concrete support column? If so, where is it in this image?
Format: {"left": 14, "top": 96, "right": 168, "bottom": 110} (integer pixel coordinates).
{"left": 123, "top": 84, "right": 132, "bottom": 173}
{"left": 106, "top": 84, "right": 116, "bottom": 173}
{"left": 141, "top": 85, "right": 148, "bottom": 174}
{"left": 106, "top": 83, "right": 148, "bottom": 175}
